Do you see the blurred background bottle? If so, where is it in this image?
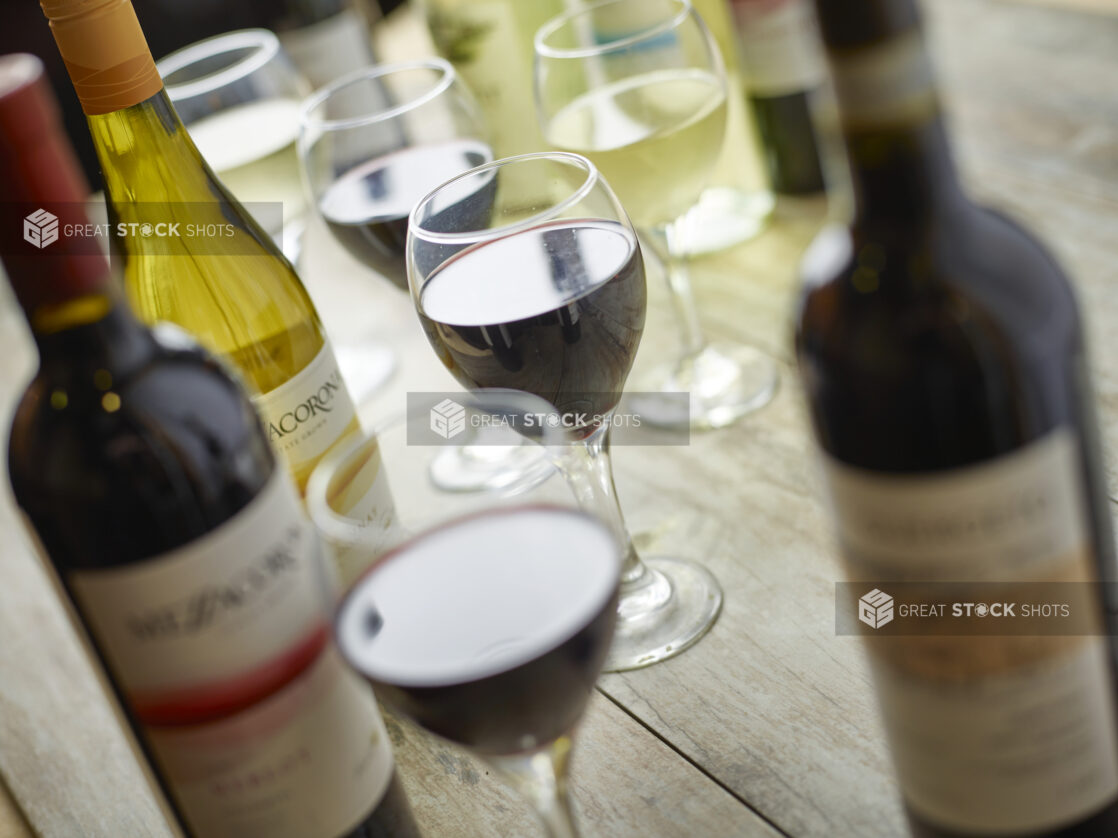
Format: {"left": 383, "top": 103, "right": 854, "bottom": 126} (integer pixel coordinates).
{"left": 729, "top": 0, "right": 826, "bottom": 195}
{"left": 422, "top": 0, "right": 563, "bottom": 161}
{"left": 681, "top": 0, "right": 775, "bottom": 254}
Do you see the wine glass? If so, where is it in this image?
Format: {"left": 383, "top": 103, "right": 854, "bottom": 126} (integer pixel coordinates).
{"left": 158, "top": 29, "right": 311, "bottom": 263}
{"left": 299, "top": 58, "right": 553, "bottom": 491}
{"left": 407, "top": 151, "right": 723, "bottom": 671}
{"left": 534, "top": 0, "right": 778, "bottom": 430}
{"left": 307, "top": 390, "right": 620, "bottom": 838}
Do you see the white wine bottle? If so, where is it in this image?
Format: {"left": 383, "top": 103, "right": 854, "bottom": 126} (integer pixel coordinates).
{"left": 0, "top": 54, "right": 419, "bottom": 838}
{"left": 39, "top": 0, "right": 360, "bottom": 491}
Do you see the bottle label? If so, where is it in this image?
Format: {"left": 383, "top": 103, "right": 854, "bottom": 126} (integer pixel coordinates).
{"left": 827, "top": 31, "right": 936, "bottom": 129}
{"left": 822, "top": 430, "right": 1118, "bottom": 833}
{"left": 254, "top": 342, "right": 359, "bottom": 492}
{"left": 278, "top": 9, "right": 376, "bottom": 89}
{"left": 68, "top": 471, "right": 390, "bottom": 837}
{"left": 731, "top": 0, "right": 824, "bottom": 97}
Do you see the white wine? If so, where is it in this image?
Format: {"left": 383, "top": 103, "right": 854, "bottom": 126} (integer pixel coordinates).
{"left": 41, "top": 0, "right": 359, "bottom": 491}
{"left": 545, "top": 68, "right": 727, "bottom": 228}
{"left": 184, "top": 98, "right": 306, "bottom": 238}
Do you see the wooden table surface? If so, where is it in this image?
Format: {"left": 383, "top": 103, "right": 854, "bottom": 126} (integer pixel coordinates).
{"left": 2, "top": 0, "right": 1116, "bottom": 835}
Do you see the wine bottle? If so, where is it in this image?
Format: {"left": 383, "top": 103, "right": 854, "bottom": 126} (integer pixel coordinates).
{"left": 423, "top": 0, "right": 563, "bottom": 161}
{"left": 795, "top": 2, "right": 1118, "bottom": 836}
{"left": 729, "top": 0, "right": 825, "bottom": 194}
{"left": 0, "top": 54, "right": 420, "bottom": 838}
{"left": 39, "top": 0, "right": 360, "bottom": 492}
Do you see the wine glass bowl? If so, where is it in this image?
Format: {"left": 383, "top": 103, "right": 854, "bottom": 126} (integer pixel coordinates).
{"left": 299, "top": 58, "right": 492, "bottom": 291}
{"left": 410, "top": 153, "right": 646, "bottom": 425}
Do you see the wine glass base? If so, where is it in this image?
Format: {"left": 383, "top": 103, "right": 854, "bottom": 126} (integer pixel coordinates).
{"left": 429, "top": 441, "right": 556, "bottom": 493}
{"left": 335, "top": 342, "right": 397, "bottom": 408}
{"left": 604, "top": 556, "right": 723, "bottom": 672}
{"left": 631, "top": 343, "right": 778, "bottom": 431}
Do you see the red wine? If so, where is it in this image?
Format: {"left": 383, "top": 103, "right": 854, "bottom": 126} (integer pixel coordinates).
{"left": 416, "top": 219, "right": 646, "bottom": 428}
{"left": 336, "top": 506, "right": 619, "bottom": 754}
{"left": 0, "top": 55, "right": 419, "bottom": 838}
{"left": 319, "top": 137, "right": 492, "bottom": 289}
{"left": 797, "top": 3, "right": 1118, "bottom": 836}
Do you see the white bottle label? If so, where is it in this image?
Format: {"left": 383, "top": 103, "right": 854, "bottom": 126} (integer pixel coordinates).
{"left": 827, "top": 31, "right": 936, "bottom": 129}
{"left": 731, "top": 0, "right": 824, "bottom": 97}
{"left": 822, "top": 429, "right": 1118, "bottom": 834}
{"left": 279, "top": 10, "right": 377, "bottom": 90}
{"left": 310, "top": 436, "right": 405, "bottom": 592}
{"left": 254, "top": 342, "right": 359, "bottom": 491}
{"left": 69, "top": 471, "right": 390, "bottom": 838}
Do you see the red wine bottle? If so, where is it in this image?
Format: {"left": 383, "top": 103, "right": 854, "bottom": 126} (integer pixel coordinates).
{"left": 795, "top": 3, "right": 1118, "bottom": 836}
{"left": 0, "top": 54, "right": 419, "bottom": 838}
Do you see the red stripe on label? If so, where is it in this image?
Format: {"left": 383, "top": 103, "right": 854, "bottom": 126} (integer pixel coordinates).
{"left": 130, "top": 624, "right": 330, "bottom": 726}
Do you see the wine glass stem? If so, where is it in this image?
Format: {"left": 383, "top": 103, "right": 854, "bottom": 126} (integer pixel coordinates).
{"left": 487, "top": 736, "right": 580, "bottom": 838}
{"left": 651, "top": 221, "right": 708, "bottom": 360}
{"left": 555, "top": 419, "right": 645, "bottom": 586}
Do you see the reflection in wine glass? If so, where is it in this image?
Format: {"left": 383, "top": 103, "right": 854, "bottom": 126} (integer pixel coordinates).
{"left": 300, "top": 58, "right": 553, "bottom": 491}
{"left": 534, "top": 0, "right": 778, "bottom": 430}
{"left": 407, "top": 151, "right": 722, "bottom": 671}
{"left": 158, "top": 29, "right": 311, "bottom": 263}
{"left": 308, "top": 391, "right": 619, "bottom": 838}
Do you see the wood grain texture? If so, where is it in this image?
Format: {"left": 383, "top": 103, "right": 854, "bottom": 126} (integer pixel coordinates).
{"left": 0, "top": 0, "right": 1116, "bottom": 836}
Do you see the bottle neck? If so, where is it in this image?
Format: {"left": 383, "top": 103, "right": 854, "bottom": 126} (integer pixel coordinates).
{"left": 818, "top": 1, "right": 964, "bottom": 223}
{"left": 31, "top": 293, "right": 154, "bottom": 376}
{"left": 87, "top": 89, "right": 210, "bottom": 204}
{"left": 43, "top": 0, "right": 163, "bottom": 117}
{"left": 843, "top": 112, "right": 962, "bottom": 225}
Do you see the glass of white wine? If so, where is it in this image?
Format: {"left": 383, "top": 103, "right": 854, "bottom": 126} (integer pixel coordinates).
{"left": 158, "top": 29, "right": 311, "bottom": 263}
{"left": 534, "top": 0, "right": 778, "bottom": 430}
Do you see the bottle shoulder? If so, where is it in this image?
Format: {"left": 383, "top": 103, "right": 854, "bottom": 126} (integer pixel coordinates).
{"left": 9, "top": 337, "right": 273, "bottom": 569}
{"left": 797, "top": 203, "right": 1081, "bottom": 358}
{"left": 794, "top": 204, "right": 1089, "bottom": 471}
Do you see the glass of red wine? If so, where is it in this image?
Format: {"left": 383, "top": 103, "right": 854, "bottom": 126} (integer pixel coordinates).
{"left": 406, "top": 151, "right": 723, "bottom": 671}
{"left": 307, "top": 390, "right": 621, "bottom": 838}
{"left": 299, "top": 58, "right": 553, "bottom": 491}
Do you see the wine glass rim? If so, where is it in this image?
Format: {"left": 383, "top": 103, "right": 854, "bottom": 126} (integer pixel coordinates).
{"left": 298, "top": 57, "right": 457, "bottom": 133}
{"left": 334, "top": 502, "right": 617, "bottom": 688}
{"left": 408, "top": 151, "right": 600, "bottom": 246}
{"left": 535, "top": 0, "right": 693, "bottom": 59}
{"left": 158, "top": 29, "right": 281, "bottom": 100}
